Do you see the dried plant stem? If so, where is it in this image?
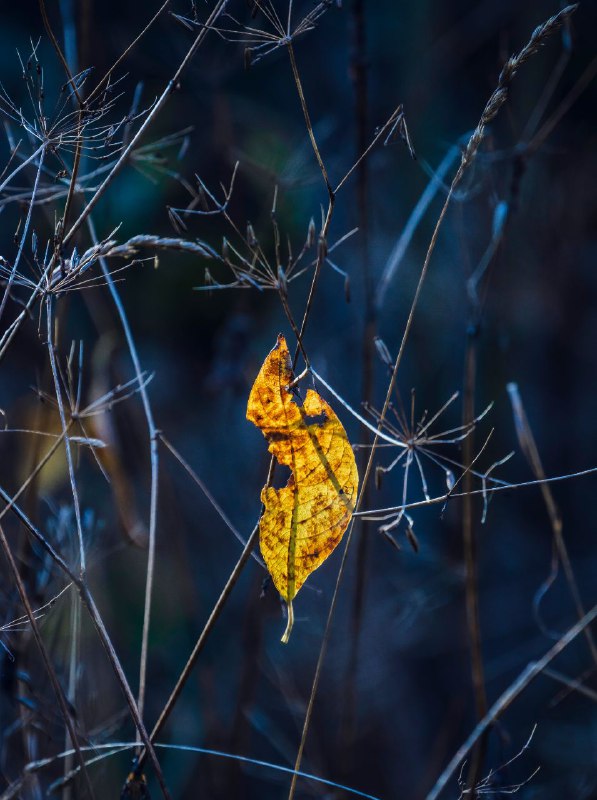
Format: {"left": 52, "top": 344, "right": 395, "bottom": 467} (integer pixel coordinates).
{"left": 376, "top": 142, "right": 461, "bottom": 311}
{"left": 46, "top": 297, "right": 86, "bottom": 576}
{"left": 462, "top": 331, "right": 487, "bottom": 795}
{"left": 0, "top": 275, "right": 47, "bottom": 365}
{"left": 86, "top": 216, "right": 159, "bottom": 726}
{"left": 134, "top": 454, "right": 278, "bottom": 776}
{"left": 287, "top": 41, "right": 333, "bottom": 200}
{"left": 356, "top": 463, "right": 597, "bottom": 519}
{"left": 0, "top": 0, "right": 231, "bottom": 367}
{"left": 278, "top": 287, "right": 310, "bottom": 368}
{"left": 64, "top": 0, "right": 232, "bottom": 246}
{"left": 38, "top": 0, "right": 83, "bottom": 104}
{"left": 63, "top": 578, "right": 82, "bottom": 800}
{"left": 0, "top": 523, "right": 95, "bottom": 799}
{"left": 287, "top": 8, "right": 578, "bottom": 796}
{"left": 160, "top": 434, "right": 262, "bottom": 559}
{"left": 0, "top": 490, "right": 172, "bottom": 800}
{"left": 136, "top": 29, "right": 347, "bottom": 774}
{"left": 345, "top": 0, "right": 373, "bottom": 750}
{"left": 0, "top": 142, "right": 44, "bottom": 196}
{"left": 0, "top": 428, "right": 72, "bottom": 525}
{"left": 285, "top": 37, "right": 335, "bottom": 362}
{"left": 507, "top": 383, "right": 597, "bottom": 666}
{"left": 0, "top": 146, "right": 45, "bottom": 324}
{"left": 426, "top": 602, "right": 597, "bottom": 800}
{"left": 38, "top": 0, "right": 84, "bottom": 260}
{"left": 528, "top": 53, "right": 597, "bottom": 155}
{"left": 135, "top": 522, "right": 260, "bottom": 772}
{"left": 85, "top": 0, "right": 171, "bottom": 105}
{"left": 294, "top": 201, "right": 334, "bottom": 365}
{"left": 542, "top": 666, "right": 597, "bottom": 703}
{"left": 289, "top": 133, "right": 466, "bottom": 800}
{"left": 80, "top": 586, "right": 172, "bottom": 800}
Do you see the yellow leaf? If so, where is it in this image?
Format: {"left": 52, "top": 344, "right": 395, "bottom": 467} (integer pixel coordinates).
{"left": 247, "top": 334, "right": 358, "bottom": 642}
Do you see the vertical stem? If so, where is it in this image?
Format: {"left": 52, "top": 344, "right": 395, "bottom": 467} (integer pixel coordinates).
{"left": 462, "top": 327, "right": 487, "bottom": 794}
{"left": 46, "top": 296, "right": 86, "bottom": 576}
{"left": 286, "top": 41, "right": 333, "bottom": 201}
{"left": 0, "top": 524, "right": 94, "bottom": 799}
{"left": 86, "top": 217, "right": 159, "bottom": 727}
{"left": 344, "top": 0, "right": 373, "bottom": 750}
{"left": 63, "top": 589, "right": 81, "bottom": 800}
{"left": 0, "top": 147, "right": 45, "bottom": 325}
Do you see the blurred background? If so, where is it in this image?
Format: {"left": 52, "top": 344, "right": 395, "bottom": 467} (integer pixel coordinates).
{"left": 0, "top": 1, "right": 596, "bottom": 797}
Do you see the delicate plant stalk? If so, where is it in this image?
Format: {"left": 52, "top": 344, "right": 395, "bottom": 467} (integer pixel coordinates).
{"left": 355, "top": 463, "right": 597, "bottom": 520}
{"left": 0, "top": 523, "right": 95, "bottom": 800}
{"left": 507, "top": 383, "right": 597, "bottom": 666}
{"left": 426, "top": 602, "right": 597, "bottom": 800}
{"left": 46, "top": 296, "right": 86, "bottom": 576}
{"left": 0, "top": 490, "right": 172, "bottom": 800}
{"left": 135, "top": 522, "right": 261, "bottom": 772}
{"left": 288, "top": 127, "right": 473, "bottom": 800}
{"left": 87, "top": 215, "right": 160, "bottom": 727}
{"left": 85, "top": 0, "right": 171, "bottom": 106}
{"left": 0, "top": 427, "right": 72, "bottom": 525}
{"left": 63, "top": 585, "right": 81, "bottom": 800}
{"left": 286, "top": 41, "right": 333, "bottom": 200}
{"left": 64, "top": 0, "right": 232, "bottom": 246}
{"left": 160, "top": 434, "right": 263, "bottom": 560}
{"left": 0, "top": 0, "right": 231, "bottom": 367}
{"left": 376, "top": 143, "right": 461, "bottom": 311}
{"left": 344, "top": 0, "right": 373, "bottom": 751}
{"left": 0, "top": 147, "right": 45, "bottom": 324}
{"left": 462, "top": 328, "right": 487, "bottom": 795}
{"left": 0, "top": 142, "right": 44, "bottom": 195}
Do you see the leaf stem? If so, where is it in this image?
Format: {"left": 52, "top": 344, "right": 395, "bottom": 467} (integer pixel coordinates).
{"left": 281, "top": 601, "right": 294, "bottom": 644}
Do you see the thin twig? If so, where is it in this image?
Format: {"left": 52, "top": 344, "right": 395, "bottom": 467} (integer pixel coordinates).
{"left": 0, "top": 489, "right": 172, "bottom": 800}
{"left": 0, "top": 523, "right": 95, "bottom": 799}
{"left": 46, "top": 296, "right": 86, "bottom": 576}
{"left": 0, "top": 147, "right": 45, "bottom": 324}
{"left": 159, "top": 433, "right": 264, "bottom": 564}
{"left": 426, "top": 602, "right": 597, "bottom": 800}
{"left": 287, "top": 41, "right": 333, "bottom": 201}
{"left": 87, "top": 214, "right": 160, "bottom": 727}
{"left": 344, "top": 0, "right": 373, "bottom": 752}
{"left": 355, "top": 463, "right": 597, "bottom": 519}
{"left": 63, "top": 0, "right": 232, "bottom": 246}
{"left": 135, "top": 522, "right": 260, "bottom": 772}
{"left": 507, "top": 383, "right": 597, "bottom": 666}
{"left": 462, "top": 323, "right": 487, "bottom": 795}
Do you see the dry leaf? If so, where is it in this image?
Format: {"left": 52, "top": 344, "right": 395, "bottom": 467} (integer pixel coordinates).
{"left": 247, "top": 334, "right": 358, "bottom": 642}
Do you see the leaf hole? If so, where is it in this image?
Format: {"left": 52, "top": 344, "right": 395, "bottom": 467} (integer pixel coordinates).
{"left": 271, "top": 464, "right": 292, "bottom": 489}
{"left": 302, "top": 412, "right": 327, "bottom": 426}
